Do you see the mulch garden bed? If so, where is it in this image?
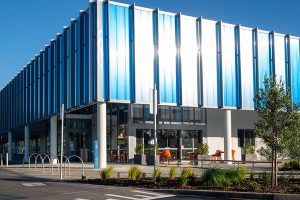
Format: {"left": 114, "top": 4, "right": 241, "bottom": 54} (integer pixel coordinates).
{"left": 68, "top": 178, "right": 300, "bottom": 194}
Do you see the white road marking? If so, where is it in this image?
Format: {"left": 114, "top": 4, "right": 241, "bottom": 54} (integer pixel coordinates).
{"left": 74, "top": 198, "right": 89, "bottom": 200}
{"left": 106, "top": 190, "right": 175, "bottom": 200}
{"left": 130, "top": 190, "right": 160, "bottom": 196}
{"left": 134, "top": 194, "right": 152, "bottom": 198}
{"left": 21, "top": 182, "right": 46, "bottom": 187}
{"left": 106, "top": 194, "right": 138, "bottom": 200}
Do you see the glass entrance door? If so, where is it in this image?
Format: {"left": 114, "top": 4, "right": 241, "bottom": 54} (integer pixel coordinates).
{"left": 181, "top": 130, "right": 203, "bottom": 159}
{"left": 157, "top": 130, "right": 180, "bottom": 159}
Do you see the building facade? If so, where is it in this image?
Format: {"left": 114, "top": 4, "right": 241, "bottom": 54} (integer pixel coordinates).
{"left": 0, "top": 0, "right": 299, "bottom": 168}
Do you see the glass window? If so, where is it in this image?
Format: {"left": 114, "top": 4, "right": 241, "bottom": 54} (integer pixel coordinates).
{"left": 238, "top": 129, "right": 255, "bottom": 147}
{"left": 159, "top": 106, "right": 170, "bottom": 124}
{"left": 171, "top": 106, "right": 181, "bottom": 123}
{"left": 144, "top": 105, "right": 153, "bottom": 123}
{"left": 133, "top": 104, "right": 143, "bottom": 123}
{"left": 118, "top": 104, "right": 128, "bottom": 124}
{"left": 157, "top": 130, "right": 179, "bottom": 148}
{"left": 182, "top": 107, "right": 194, "bottom": 124}
{"left": 181, "top": 130, "right": 193, "bottom": 148}
{"left": 143, "top": 129, "right": 153, "bottom": 149}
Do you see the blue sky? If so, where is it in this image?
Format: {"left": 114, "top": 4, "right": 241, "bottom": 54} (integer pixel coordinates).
{"left": 0, "top": 0, "right": 299, "bottom": 89}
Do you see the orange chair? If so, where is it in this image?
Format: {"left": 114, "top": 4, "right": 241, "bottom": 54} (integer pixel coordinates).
{"left": 211, "top": 150, "right": 223, "bottom": 160}
{"left": 232, "top": 149, "right": 235, "bottom": 161}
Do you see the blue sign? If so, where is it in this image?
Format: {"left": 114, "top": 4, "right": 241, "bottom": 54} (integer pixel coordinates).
{"left": 94, "top": 140, "right": 99, "bottom": 169}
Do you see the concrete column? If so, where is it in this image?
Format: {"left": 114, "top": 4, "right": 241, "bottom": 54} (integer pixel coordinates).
{"left": 40, "top": 131, "right": 46, "bottom": 153}
{"left": 24, "top": 125, "right": 30, "bottom": 162}
{"left": 97, "top": 103, "right": 107, "bottom": 169}
{"left": 224, "top": 110, "right": 232, "bottom": 163}
{"left": 8, "top": 131, "right": 12, "bottom": 161}
{"left": 50, "top": 115, "right": 58, "bottom": 160}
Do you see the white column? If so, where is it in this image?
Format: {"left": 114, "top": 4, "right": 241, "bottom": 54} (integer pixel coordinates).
{"left": 50, "top": 115, "right": 58, "bottom": 162}
{"left": 24, "top": 125, "right": 30, "bottom": 162}
{"left": 224, "top": 109, "right": 232, "bottom": 163}
{"left": 8, "top": 131, "right": 12, "bottom": 161}
{"left": 40, "top": 131, "right": 46, "bottom": 153}
{"left": 97, "top": 103, "right": 107, "bottom": 169}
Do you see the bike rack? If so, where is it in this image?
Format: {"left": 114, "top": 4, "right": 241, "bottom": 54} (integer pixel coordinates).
{"left": 28, "top": 153, "right": 40, "bottom": 169}
{"left": 65, "top": 155, "right": 85, "bottom": 177}
{"left": 34, "top": 154, "right": 44, "bottom": 170}
{"left": 41, "top": 154, "right": 51, "bottom": 173}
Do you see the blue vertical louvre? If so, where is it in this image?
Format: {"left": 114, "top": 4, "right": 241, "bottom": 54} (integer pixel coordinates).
{"left": 108, "top": 4, "right": 131, "bottom": 101}
{"left": 70, "top": 20, "right": 77, "bottom": 108}
{"left": 157, "top": 13, "right": 178, "bottom": 105}
{"left": 39, "top": 51, "right": 44, "bottom": 119}
{"left": 75, "top": 20, "right": 81, "bottom": 107}
{"left": 273, "top": 33, "right": 286, "bottom": 84}
{"left": 200, "top": 19, "right": 218, "bottom": 108}
{"left": 59, "top": 34, "right": 65, "bottom": 109}
{"left": 63, "top": 27, "right": 70, "bottom": 109}
{"left": 55, "top": 34, "right": 63, "bottom": 113}
{"left": 288, "top": 36, "right": 300, "bottom": 105}
{"left": 179, "top": 15, "right": 198, "bottom": 107}
{"left": 44, "top": 47, "right": 49, "bottom": 117}
{"left": 95, "top": 1, "right": 108, "bottom": 101}
{"left": 134, "top": 8, "right": 155, "bottom": 104}
{"left": 30, "top": 60, "right": 35, "bottom": 121}
{"left": 238, "top": 27, "right": 255, "bottom": 110}
{"left": 219, "top": 23, "right": 238, "bottom": 108}
{"left": 90, "top": 2, "right": 98, "bottom": 101}
{"left": 255, "top": 30, "right": 271, "bottom": 93}
{"left": 79, "top": 11, "right": 90, "bottom": 105}
{"left": 35, "top": 56, "right": 39, "bottom": 120}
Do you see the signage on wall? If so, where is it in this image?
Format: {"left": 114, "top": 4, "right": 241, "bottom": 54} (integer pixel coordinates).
{"left": 94, "top": 140, "right": 99, "bottom": 169}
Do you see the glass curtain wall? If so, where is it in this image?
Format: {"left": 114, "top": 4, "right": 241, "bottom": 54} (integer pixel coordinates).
{"left": 107, "top": 103, "right": 129, "bottom": 162}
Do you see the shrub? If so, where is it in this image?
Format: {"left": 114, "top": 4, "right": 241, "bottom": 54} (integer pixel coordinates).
{"left": 128, "top": 166, "right": 142, "bottom": 180}
{"left": 196, "top": 143, "right": 209, "bottom": 155}
{"left": 179, "top": 168, "right": 194, "bottom": 187}
{"left": 282, "top": 160, "right": 300, "bottom": 171}
{"left": 156, "top": 167, "right": 161, "bottom": 177}
{"left": 101, "top": 166, "right": 114, "bottom": 180}
{"left": 250, "top": 170, "right": 255, "bottom": 180}
{"left": 141, "top": 172, "right": 147, "bottom": 179}
{"left": 247, "top": 180, "right": 260, "bottom": 191}
{"left": 169, "top": 166, "right": 176, "bottom": 180}
{"left": 135, "top": 144, "right": 144, "bottom": 155}
{"left": 225, "top": 167, "right": 246, "bottom": 185}
{"left": 244, "top": 143, "right": 255, "bottom": 154}
{"left": 149, "top": 144, "right": 159, "bottom": 155}
{"left": 201, "top": 168, "right": 227, "bottom": 187}
{"left": 259, "top": 171, "right": 271, "bottom": 186}
{"left": 201, "top": 167, "right": 246, "bottom": 187}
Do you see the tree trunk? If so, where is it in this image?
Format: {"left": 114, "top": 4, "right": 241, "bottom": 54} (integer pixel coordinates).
{"left": 274, "top": 151, "right": 278, "bottom": 187}
{"left": 271, "top": 148, "right": 274, "bottom": 188}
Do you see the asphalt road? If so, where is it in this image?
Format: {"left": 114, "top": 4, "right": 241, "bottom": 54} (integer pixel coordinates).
{"left": 0, "top": 168, "right": 249, "bottom": 200}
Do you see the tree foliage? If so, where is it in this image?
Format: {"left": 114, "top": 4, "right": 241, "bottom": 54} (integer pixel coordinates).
{"left": 254, "top": 75, "right": 300, "bottom": 186}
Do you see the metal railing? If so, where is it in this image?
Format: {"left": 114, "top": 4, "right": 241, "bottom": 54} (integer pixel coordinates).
{"left": 24, "top": 153, "right": 85, "bottom": 179}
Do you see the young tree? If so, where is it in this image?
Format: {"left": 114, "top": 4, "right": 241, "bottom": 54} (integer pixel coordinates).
{"left": 254, "top": 75, "right": 300, "bottom": 187}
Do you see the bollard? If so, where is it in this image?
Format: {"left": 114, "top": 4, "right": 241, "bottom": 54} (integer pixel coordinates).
{"left": 6, "top": 153, "right": 8, "bottom": 167}
{"left": 0, "top": 154, "right": 3, "bottom": 167}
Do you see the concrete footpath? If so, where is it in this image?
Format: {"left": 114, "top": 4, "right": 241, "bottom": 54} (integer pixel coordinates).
{"left": 1, "top": 163, "right": 300, "bottom": 200}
